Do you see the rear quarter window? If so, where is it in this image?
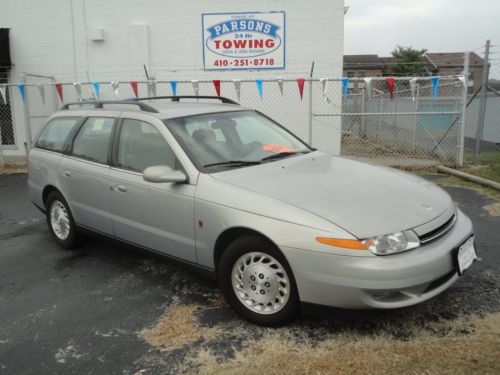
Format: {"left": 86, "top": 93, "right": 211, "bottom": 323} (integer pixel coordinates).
{"left": 35, "top": 118, "right": 80, "bottom": 152}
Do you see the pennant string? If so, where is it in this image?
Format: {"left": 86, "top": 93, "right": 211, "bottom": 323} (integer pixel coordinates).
{"left": 256, "top": 79, "right": 263, "bottom": 100}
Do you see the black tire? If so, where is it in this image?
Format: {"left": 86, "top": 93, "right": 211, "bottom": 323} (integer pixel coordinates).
{"left": 218, "top": 235, "right": 300, "bottom": 326}
{"left": 45, "top": 191, "right": 83, "bottom": 249}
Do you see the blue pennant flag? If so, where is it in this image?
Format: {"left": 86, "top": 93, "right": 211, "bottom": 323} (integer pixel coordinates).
{"left": 17, "top": 84, "right": 26, "bottom": 102}
{"left": 340, "top": 77, "right": 349, "bottom": 98}
{"left": 92, "top": 82, "right": 100, "bottom": 99}
{"left": 170, "top": 80, "right": 177, "bottom": 96}
{"left": 256, "top": 79, "right": 263, "bottom": 100}
{"left": 431, "top": 76, "right": 440, "bottom": 98}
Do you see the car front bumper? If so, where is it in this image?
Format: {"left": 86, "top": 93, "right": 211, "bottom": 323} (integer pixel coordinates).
{"left": 281, "top": 209, "right": 474, "bottom": 309}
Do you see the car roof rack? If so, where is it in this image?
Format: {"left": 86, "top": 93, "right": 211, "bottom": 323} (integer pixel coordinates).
{"left": 134, "top": 95, "right": 240, "bottom": 105}
{"left": 60, "top": 100, "right": 159, "bottom": 113}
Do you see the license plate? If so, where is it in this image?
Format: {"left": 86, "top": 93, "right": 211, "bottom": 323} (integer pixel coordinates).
{"left": 456, "top": 236, "right": 477, "bottom": 275}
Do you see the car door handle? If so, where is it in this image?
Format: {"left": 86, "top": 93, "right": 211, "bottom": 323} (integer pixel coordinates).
{"left": 62, "top": 170, "right": 71, "bottom": 178}
{"left": 115, "top": 184, "right": 127, "bottom": 193}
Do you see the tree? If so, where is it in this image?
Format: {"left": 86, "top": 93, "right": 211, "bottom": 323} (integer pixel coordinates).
{"left": 387, "top": 46, "right": 429, "bottom": 76}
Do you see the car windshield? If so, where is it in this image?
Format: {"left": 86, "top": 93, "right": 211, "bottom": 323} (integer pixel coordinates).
{"left": 164, "top": 111, "right": 311, "bottom": 171}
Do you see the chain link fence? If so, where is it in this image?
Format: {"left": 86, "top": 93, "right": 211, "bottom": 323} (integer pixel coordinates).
{"left": 462, "top": 43, "right": 500, "bottom": 182}
{"left": 0, "top": 76, "right": 467, "bottom": 169}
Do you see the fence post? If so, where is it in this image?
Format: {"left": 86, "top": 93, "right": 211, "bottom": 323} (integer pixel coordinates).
{"left": 308, "top": 78, "right": 313, "bottom": 146}
{"left": 0, "top": 115, "right": 4, "bottom": 168}
{"left": 457, "top": 52, "right": 470, "bottom": 167}
{"left": 21, "top": 74, "right": 33, "bottom": 156}
{"left": 474, "top": 40, "right": 490, "bottom": 164}
{"left": 308, "top": 62, "right": 314, "bottom": 146}
{"left": 412, "top": 83, "right": 420, "bottom": 151}
{"left": 361, "top": 88, "right": 366, "bottom": 139}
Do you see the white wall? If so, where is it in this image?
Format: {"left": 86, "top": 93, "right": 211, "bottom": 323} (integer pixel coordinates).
{"left": 1, "top": 0, "right": 344, "bottom": 156}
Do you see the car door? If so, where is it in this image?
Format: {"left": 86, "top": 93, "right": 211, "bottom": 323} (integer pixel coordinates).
{"left": 108, "top": 115, "right": 197, "bottom": 262}
{"left": 58, "top": 114, "right": 118, "bottom": 235}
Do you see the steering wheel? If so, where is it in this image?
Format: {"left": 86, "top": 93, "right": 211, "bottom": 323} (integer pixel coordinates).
{"left": 238, "top": 141, "right": 263, "bottom": 158}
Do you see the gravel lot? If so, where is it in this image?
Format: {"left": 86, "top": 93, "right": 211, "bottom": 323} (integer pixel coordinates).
{"left": 0, "top": 173, "right": 499, "bottom": 374}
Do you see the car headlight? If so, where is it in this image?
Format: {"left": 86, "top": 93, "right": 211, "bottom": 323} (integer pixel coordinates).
{"left": 362, "top": 230, "right": 420, "bottom": 255}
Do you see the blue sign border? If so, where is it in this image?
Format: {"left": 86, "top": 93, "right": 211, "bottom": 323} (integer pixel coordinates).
{"left": 201, "top": 11, "right": 286, "bottom": 71}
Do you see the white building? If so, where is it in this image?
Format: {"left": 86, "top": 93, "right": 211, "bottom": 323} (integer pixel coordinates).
{"left": 0, "top": 0, "right": 345, "bottom": 160}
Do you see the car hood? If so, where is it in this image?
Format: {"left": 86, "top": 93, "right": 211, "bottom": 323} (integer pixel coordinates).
{"left": 211, "top": 152, "right": 452, "bottom": 238}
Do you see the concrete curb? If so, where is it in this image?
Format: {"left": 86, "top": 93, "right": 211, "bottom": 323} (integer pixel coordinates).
{"left": 437, "top": 166, "right": 500, "bottom": 191}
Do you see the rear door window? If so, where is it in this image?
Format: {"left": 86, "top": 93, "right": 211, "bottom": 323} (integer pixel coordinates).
{"left": 35, "top": 117, "right": 80, "bottom": 152}
{"left": 71, "top": 117, "right": 115, "bottom": 164}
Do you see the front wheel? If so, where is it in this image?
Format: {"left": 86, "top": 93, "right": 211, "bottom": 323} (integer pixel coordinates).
{"left": 218, "top": 235, "right": 300, "bottom": 326}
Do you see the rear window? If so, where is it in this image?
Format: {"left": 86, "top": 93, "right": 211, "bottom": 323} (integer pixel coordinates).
{"left": 35, "top": 118, "right": 80, "bottom": 152}
{"left": 71, "top": 117, "right": 115, "bottom": 164}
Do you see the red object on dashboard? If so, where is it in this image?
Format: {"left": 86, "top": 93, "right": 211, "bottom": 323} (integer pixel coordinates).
{"left": 262, "top": 144, "right": 296, "bottom": 154}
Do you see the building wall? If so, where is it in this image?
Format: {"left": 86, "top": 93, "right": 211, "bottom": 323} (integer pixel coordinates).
{"left": 437, "top": 67, "right": 483, "bottom": 91}
{"left": 342, "top": 69, "right": 384, "bottom": 78}
{"left": 0, "top": 0, "right": 345, "bottom": 156}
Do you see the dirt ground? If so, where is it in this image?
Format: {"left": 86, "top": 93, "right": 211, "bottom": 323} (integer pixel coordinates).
{"left": 0, "top": 173, "right": 499, "bottom": 374}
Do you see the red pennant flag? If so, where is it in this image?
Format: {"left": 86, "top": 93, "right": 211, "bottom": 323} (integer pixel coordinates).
{"left": 297, "top": 78, "right": 305, "bottom": 100}
{"left": 385, "top": 77, "right": 396, "bottom": 99}
{"left": 212, "top": 79, "right": 221, "bottom": 96}
{"left": 55, "top": 83, "right": 63, "bottom": 102}
{"left": 130, "top": 80, "right": 139, "bottom": 98}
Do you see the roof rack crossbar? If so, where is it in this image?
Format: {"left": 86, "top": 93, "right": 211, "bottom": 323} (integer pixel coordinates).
{"left": 60, "top": 100, "right": 159, "bottom": 113}
{"left": 134, "top": 95, "right": 239, "bottom": 105}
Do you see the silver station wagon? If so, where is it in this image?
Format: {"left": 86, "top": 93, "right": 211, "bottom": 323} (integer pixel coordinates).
{"left": 28, "top": 96, "right": 477, "bottom": 326}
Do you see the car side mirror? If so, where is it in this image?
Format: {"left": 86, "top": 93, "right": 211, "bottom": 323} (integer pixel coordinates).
{"left": 142, "top": 165, "right": 187, "bottom": 183}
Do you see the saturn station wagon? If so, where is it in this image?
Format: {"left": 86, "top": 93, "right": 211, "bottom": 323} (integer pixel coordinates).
{"left": 28, "top": 96, "right": 477, "bottom": 326}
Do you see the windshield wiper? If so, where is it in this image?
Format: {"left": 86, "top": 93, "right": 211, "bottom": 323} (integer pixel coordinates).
{"left": 260, "top": 151, "right": 309, "bottom": 162}
{"left": 203, "top": 160, "right": 262, "bottom": 168}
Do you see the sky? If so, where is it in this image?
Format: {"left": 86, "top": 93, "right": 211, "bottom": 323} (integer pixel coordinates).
{"left": 344, "top": 0, "right": 499, "bottom": 57}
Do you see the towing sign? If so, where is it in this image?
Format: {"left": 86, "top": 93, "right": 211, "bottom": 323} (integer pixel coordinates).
{"left": 202, "top": 11, "right": 285, "bottom": 70}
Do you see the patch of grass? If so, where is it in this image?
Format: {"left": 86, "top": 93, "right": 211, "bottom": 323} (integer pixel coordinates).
{"left": 191, "top": 313, "right": 500, "bottom": 375}
{"left": 141, "top": 303, "right": 222, "bottom": 352}
{"left": 0, "top": 165, "right": 26, "bottom": 174}
{"left": 484, "top": 202, "right": 500, "bottom": 217}
{"left": 462, "top": 151, "right": 500, "bottom": 183}
{"left": 437, "top": 175, "right": 500, "bottom": 201}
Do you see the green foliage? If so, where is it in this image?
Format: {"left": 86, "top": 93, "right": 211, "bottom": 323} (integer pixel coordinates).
{"left": 387, "top": 46, "right": 429, "bottom": 76}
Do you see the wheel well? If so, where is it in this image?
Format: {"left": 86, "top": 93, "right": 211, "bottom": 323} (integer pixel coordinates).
{"left": 213, "top": 227, "right": 277, "bottom": 271}
{"left": 42, "top": 185, "right": 60, "bottom": 207}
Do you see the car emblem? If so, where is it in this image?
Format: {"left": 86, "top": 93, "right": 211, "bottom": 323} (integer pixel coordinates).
{"left": 421, "top": 203, "right": 433, "bottom": 211}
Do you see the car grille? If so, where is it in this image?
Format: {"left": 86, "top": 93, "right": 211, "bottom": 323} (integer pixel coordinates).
{"left": 419, "top": 214, "right": 456, "bottom": 244}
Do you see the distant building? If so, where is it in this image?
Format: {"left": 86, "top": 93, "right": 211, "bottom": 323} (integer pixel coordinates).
{"left": 343, "top": 52, "right": 484, "bottom": 91}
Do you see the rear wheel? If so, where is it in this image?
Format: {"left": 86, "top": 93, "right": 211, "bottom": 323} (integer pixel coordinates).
{"left": 218, "top": 235, "right": 300, "bottom": 326}
{"left": 45, "top": 191, "right": 83, "bottom": 249}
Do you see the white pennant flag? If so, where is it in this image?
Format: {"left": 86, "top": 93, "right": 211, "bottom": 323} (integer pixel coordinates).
{"left": 190, "top": 80, "right": 199, "bottom": 96}
{"left": 148, "top": 80, "right": 157, "bottom": 97}
{"left": 409, "top": 78, "right": 419, "bottom": 102}
{"left": 276, "top": 77, "right": 284, "bottom": 96}
{"left": 363, "top": 77, "right": 372, "bottom": 100}
{"left": 111, "top": 81, "right": 120, "bottom": 99}
{"left": 458, "top": 76, "right": 467, "bottom": 90}
{"left": 0, "top": 85, "right": 6, "bottom": 105}
{"left": 232, "top": 79, "right": 241, "bottom": 101}
{"left": 73, "top": 82, "right": 82, "bottom": 101}
{"left": 319, "top": 78, "right": 331, "bottom": 103}
{"left": 37, "top": 85, "right": 46, "bottom": 104}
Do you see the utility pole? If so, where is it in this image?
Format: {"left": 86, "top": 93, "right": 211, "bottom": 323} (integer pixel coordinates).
{"left": 474, "top": 39, "right": 490, "bottom": 164}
